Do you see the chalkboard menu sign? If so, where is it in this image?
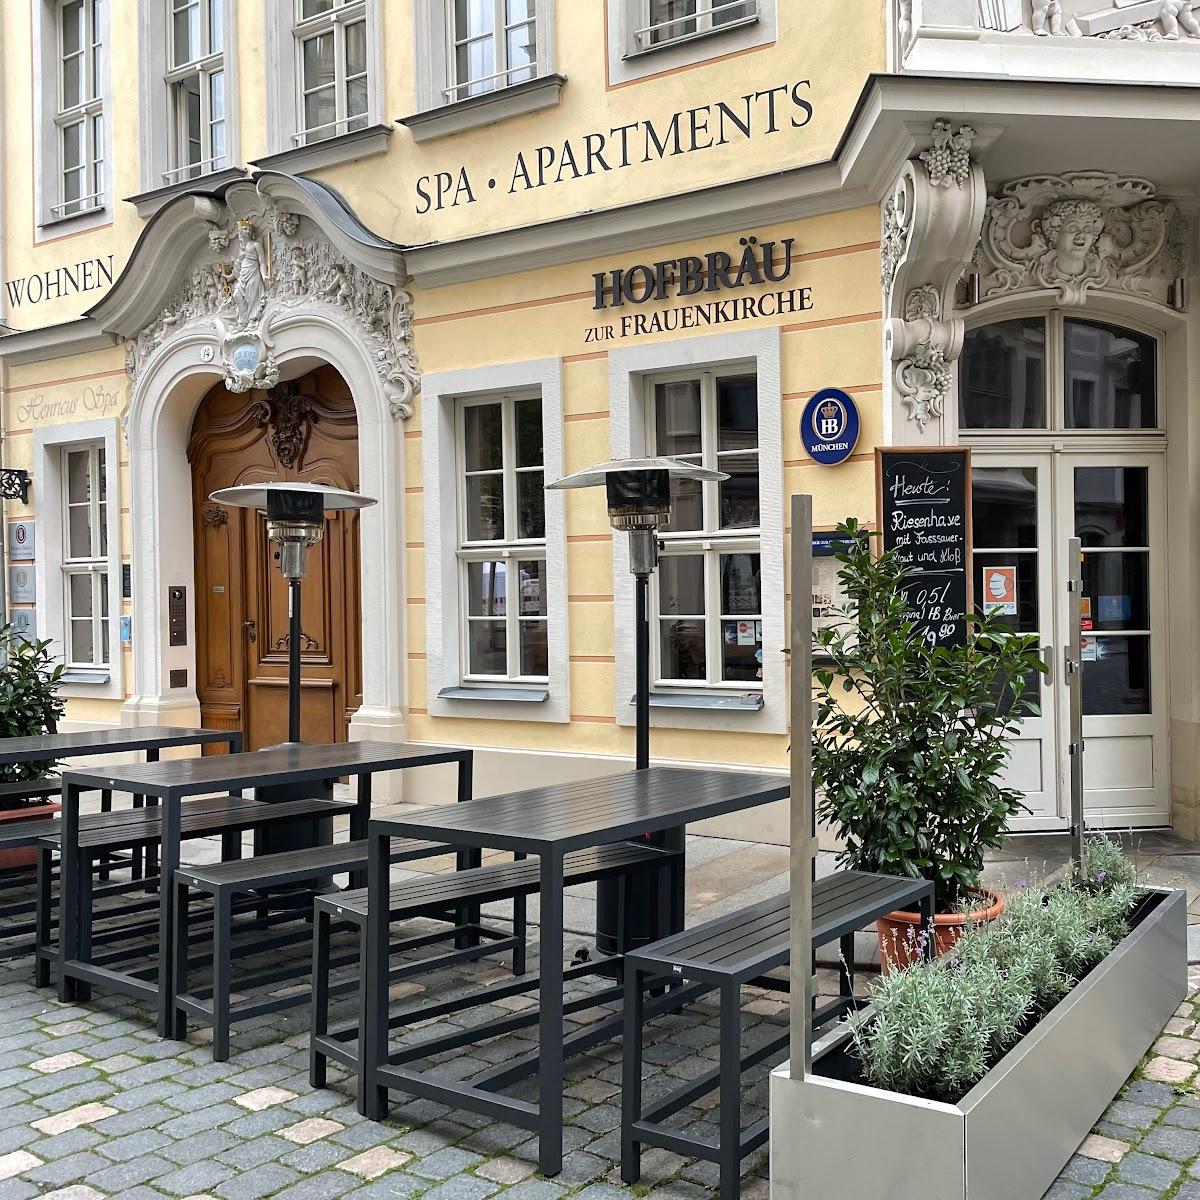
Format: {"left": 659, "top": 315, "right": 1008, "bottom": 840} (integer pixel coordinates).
{"left": 876, "top": 447, "right": 972, "bottom": 650}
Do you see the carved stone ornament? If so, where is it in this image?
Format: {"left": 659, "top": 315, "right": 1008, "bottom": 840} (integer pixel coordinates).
{"left": 881, "top": 120, "right": 986, "bottom": 440}
{"left": 966, "top": 0, "right": 1200, "bottom": 39}
{"left": 125, "top": 186, "right": 421, "bottom": 419}
{"left": 975, "top": 172, "right": 1187, "bottom": 306}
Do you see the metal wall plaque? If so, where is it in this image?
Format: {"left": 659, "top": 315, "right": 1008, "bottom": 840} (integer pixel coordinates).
{"left": 7, "top": 564, "right": 34, "bottom": 604}
{"left": 7, "top": 521, "right": 34, "bottom": 561}
{"left": 121, "top": 563, "right": 132, "bottom": 599}
{"left": 168, "top": 585, "right": 187, "bottom": 647}
{"left": 10, "top": 609, "right": 36, "bottom": 641}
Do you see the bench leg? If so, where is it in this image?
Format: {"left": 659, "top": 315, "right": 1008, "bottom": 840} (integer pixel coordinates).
{"left": 98, "top": 792, "right": 112, "bottom": 882}
{"left": 221, "top": 829, "right": 241, "bottom": 862}
{"left": 719, "top": 982, "right": 743, "bottom": 1200}
{"left": 620, "top": 963, "right": 645, "bottom": 1185}
{"left": 131, "top": 796, "right": 144, "bottom": 882}
{"left": 212, "top": 890, "right": 233, "bottom": 1062}
{"left": 512, "top": 851, "right": 527, "bottom": 976}
{"left": 355, "top": 917, "right": 371, "bottom": 1114}
{"left": 74, "top": 856, "right": 93, "bottom": 1003}
{"left": 171, "top": 879, "right": 191, "bottom": 1042}
{"left": 35, "top": 846, "right": 53, "bottom": 989}
{"left": 310, "top": 906, "right": 332, "bottom": 1089}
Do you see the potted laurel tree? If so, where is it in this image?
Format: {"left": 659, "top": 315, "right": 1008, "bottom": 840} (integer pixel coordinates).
{"left": 0, "top": 626, "right": 64, "bottom": 870}
{"left": 812, "top": 518, "right": 1044, "bottom": 969}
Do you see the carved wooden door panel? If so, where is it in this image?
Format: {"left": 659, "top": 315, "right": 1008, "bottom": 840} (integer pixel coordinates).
{"left": 189, "top": 368, "right": 362, "bottom": 751}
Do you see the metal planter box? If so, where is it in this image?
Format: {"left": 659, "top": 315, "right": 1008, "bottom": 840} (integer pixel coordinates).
{"left": 770, "top": 888, "right": 1188, "bottom": 1200}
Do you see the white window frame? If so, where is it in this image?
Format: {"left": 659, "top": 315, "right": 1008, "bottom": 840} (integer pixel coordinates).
{"left": 32, "top": 419, "right": 123, "bottom": 698}
{"left": 422, "top": 359, "right": 569, "bottom": 723}
{"left": 53, "top": 0, "right": 105, "bottom": 219}
{"left": 634, "top": 0, "right": 758, "bottom": 53}
{"left": 455, "top": 394, "right": 549, "bottom": 684}
{"left": 646, "top": 366, "right": 763, "bottom": 692}
{"left": 61, "top": 443, "right": 110, "bottom": 672}
{"left": 163, "top": 0, "right": 227, "bottom": 184}
{"left": 445, "top": 0, "right": 540, "bottom": 102}
{"left": 292, "top": 0, "right": 370, "bottom": 147}
{"left": 610, "top": 329, "right": 784, "bottom": 734}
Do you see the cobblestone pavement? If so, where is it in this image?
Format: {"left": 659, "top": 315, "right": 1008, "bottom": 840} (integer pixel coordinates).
{"left": 0, "top": 831, "right": 1196, "bottom": 1200}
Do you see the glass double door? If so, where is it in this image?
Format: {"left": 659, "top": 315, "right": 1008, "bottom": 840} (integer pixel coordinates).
{"left": 972, "top": 450, "right": 1167, "bottom": 829}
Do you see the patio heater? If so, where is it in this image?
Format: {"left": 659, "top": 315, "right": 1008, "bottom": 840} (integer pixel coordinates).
{"left": 547, "top": 457, "right": 727, "bottom": 954}
{"left": 209, "top": 483, "right": 376, "bottom": 854}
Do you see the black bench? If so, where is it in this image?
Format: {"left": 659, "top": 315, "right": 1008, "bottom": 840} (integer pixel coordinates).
{"left": 621, "top": 870, "right": 935, "bottom": 1200}
{"left": 33, "top": 794, "right": 354, "bottom": 988}
{"left": 172, "top": 836, "right": 485, "bottom": 1061}
{"left": 309, "top": 840, "right": 675, "bottom": 1100}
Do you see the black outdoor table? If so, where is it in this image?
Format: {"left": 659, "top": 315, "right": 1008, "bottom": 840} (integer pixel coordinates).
{"left": 360, "top": 765, "right": 790, "bottom": 1177}
{"left": 56, "top": 740, "right": 472, "bottom": 1037}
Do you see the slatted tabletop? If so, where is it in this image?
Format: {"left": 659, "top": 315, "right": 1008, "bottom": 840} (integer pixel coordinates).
{"left": 368, "top": 767, "right": 790, "bottom": 853}
{"left": 0, "top": 726, "right": 237, "bottom": 765}
{"left": 60, "top": 741, "right": 471, "bottom": 799}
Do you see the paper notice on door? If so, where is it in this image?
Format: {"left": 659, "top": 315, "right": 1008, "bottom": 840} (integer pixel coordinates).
{"left": 736, "top": 620, "right": 755, "bottom": 646}
{"left": 982, "top": 566, "right": 1017, "bottom": 616}
{"left": 1081, "top": 638, "right": 1098, "bottom": 663}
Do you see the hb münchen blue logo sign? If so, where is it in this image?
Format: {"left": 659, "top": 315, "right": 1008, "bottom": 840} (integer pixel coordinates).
{"left": 801, "top": 388, "right": 860, "bottom": 466}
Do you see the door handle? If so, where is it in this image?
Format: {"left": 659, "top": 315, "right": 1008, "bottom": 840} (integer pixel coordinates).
{"left": 243, "top": 619, "right": 257, "bottom": 643}
{"left": 1041, "top": 643, "right": 1053, "bottom": 686}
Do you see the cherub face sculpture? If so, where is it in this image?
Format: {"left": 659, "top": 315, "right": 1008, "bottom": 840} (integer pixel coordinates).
{"left": 1039, "top": 199, "right": 1105, "bottom": 277}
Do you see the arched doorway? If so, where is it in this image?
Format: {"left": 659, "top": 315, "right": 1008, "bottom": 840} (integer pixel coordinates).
{"left": 187, "top": 366, "right": 363, "bottom": 750}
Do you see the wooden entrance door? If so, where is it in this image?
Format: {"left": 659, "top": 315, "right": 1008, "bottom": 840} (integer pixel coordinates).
{"left": 188, "top": 368, "right": 363, "bottom": 750}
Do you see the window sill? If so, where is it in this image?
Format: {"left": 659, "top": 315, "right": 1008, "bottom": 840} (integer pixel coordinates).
{"left": 624, "top": 14, "right": 759, "bottom": 60}
{"left": 39, "top": 205, "right": 107, "bottom": 232}
{"left": 124, "top": 166, "right": 248, "bottom": 219}
{"left": 61, "top": 669, "right": 111, "bottom": 686}
{"left": 636, "top": 692, "right": 764, "bottom": 711}
{"left": 251, "top": 123, "right": 393, "bottom": 177}
{"left": 438, "top": 685, "right": 550, "bottom": 703}
{"left": 398, "top": 74, "right": 566, "bottom": 145}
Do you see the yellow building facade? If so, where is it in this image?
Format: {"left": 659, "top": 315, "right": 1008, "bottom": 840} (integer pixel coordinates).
{"left": 5, "top": 0, "right": 1200, "bottom": 842}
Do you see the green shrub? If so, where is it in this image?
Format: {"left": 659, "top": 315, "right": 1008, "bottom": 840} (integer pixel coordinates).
{"left": 0, "top": 627, "right": 64, "bottom": 789}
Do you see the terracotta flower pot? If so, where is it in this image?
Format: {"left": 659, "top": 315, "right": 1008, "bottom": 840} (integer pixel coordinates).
{"left": 0, "top": 801, "right": 60, "bottom": 871}
{"left": 875, "top": 887, "right": 1005, "bottom": 973}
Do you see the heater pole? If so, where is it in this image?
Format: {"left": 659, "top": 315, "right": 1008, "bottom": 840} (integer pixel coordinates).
{"left": 635, "top": 572, "right": 650, "bottom": 772}
{"left": 288, "top": 576, "right": 302, "bottom": 744}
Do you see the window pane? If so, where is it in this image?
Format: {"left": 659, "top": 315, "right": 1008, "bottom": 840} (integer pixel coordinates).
{"left": 468, "top": 621, "right": 506, "bottom": 675}
{"left": 345, "top": 18, "right": 367, "bottom": 75}
{"left": 210, "top": 118, "right": 226, "bottom": 165}
{"left": 516, "top": 472, "right": 545, "bottom": 539}
{"left": 660, "top": 619, "right": 705, "bottom": 679}
{"left": 62, "top": 52, "right": 82, "bottom": 110}
{"left": 520, "top": 621, "right": 548, "bottom": 677}
{"left": 717, "top": 375, "right": 757, "bottom": 451}
{"left": 455, "top": 0, "right": 494, "bottom": 37}
{"left": 1081, "top": 552, "right": 1149, "bottom": 631}
{"left": 973, "top": 467, "right": 1038, "bottom": 549}
{"left": 456, "top": 35, "right": 494, "bottom": 90}
{"left": 464, "top": 404, "right": 503, "bottom": 471}
{"left": 69, "top": 572, "right": 94, "bottom": 617}
{"left": 62, "top": 120, "right": 83, "bottom": 171}
{"left": 506, "top": 0, "right": 534, "bottom": 19}
{"left": 973, "top": 553, "right": 1038, "bottom": 634}
{"left": 720, "top": 553, "right": 760, "bottom": 615}
{"left": 721, "top": 620, "right": 762, "bottom": 682}
{"left": 650, "top": 0, "right": 697, "bottom": 42}
{"left": 301, "top": 0, "right": 335, "bottom": 15}
{"left": 1075, "top": 467, "right": 1148, "bottom": 547}
{"left": 99, "top": 573, "right": 109, "bottom": 617}
{"left": 959, "top": 318, "right": 1046, "bottom": 430}
{"left": 67, "top": 508, "right": 91, "bottom": 558}
{"left": 518, "top": 560, "right": 545, "bottom": 615}
{"left": 347, "top": 79, "right": 368, "bottom": 124}
{"left": 209, "top": 69, "right": 225, "bottom": 121}
{"left": 1065, "top": 320, "right": 1156, "bottom": 429}
{"left": 187, "top": 83, "right": 202, "bottom": 156}
{"left": 303, "top": 87, "right": 336, "bottom": 139}
{"left": 655, "top": 380, "right": 701, "bottom": 457}
{"left": 96, "top": 448, "right": 106, "bottom": 499}
{"left": 172, "top": 0, "right": 199, "bottom": 65}
{"left": 663, "top": 477, "right": 702, "bottom": 534}
{"left": 659, "top": 555, "right": 704, "bottom": 616}
{"left": 67, "top": 450, "right": 91, "bottom": 503}
{"left": 466, "top": 475, "right": 504, "bottom": 541}
{"left": 506, "top": 20, "right": 536, "bottom": 82}
{"left": 208, "top": 0, "right": 223, "bottom": 50}
{"left": 1082, "top": 636, "right": 1150, "bottom": 715}
{"left": 718, "top": 454, "right": 759, "bottom": 529}
{"left": 514, "top": 399, "right": 542, "bottom": 467}
{"left": 714, "top": 0, "right": 754, "bottom": 24}
{"left": 70, "top": 619, "right": 95, "bottom": 664}
{"left": 466, "top": 560, "right": 506, "bottom": 616}
{"left": 302, "top": 31, "right": 335, "bottom": 90}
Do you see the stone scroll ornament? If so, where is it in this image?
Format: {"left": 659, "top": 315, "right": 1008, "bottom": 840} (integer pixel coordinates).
{"left": 974, "top": 172, "right": 1187, "bottom": 306}
{"left": 125, "top": 184, "right": 421, "bottom": 419}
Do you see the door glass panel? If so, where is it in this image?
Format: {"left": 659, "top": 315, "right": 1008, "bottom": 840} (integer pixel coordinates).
{"left": 1064, "top": 320, "right": 1156, "bottom": 429}
{"left": 959, "top": 318, "right": 1046, "bottom": 429}
{"left": 972, "top": 467, "right": 1037, "bottom": 548}
{"left": 1074, "top": 467, "right": 1148, "bottom": 547}
{"left": 1080, "top": 553, "right": 1149, "bottom": 631}
{"left": 1081, "top": 635, "right": 1150, "bottom": 715}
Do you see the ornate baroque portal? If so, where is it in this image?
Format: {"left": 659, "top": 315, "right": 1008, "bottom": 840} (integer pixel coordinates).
{"left": 87, "top": 173, "right": 415, "bottom": 745}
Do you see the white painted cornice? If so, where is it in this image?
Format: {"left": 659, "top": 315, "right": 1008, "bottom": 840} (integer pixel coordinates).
{"left": 0, "top": 317, "right": 118, "bottom": 365}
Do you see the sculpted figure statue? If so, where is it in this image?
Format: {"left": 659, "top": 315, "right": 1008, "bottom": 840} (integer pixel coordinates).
{"left": 1038, "top": 198, "right": 1106, "bottom": 280}
{"left": 232, "top": 219, "right": 268, "bottom": 327}
{"left": 1160, "top": 0, "right": 1200, "bottom": 38}
{"left": 1032, "top": 0, "right": 1064, "bottom": 34}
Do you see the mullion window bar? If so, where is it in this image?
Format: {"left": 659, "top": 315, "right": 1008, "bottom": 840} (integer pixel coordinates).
{"left": 293, "top": 0, "right": 369, "bottom": 145}
{"left": 53, "top": 0, "right": 104, "bottom": 218}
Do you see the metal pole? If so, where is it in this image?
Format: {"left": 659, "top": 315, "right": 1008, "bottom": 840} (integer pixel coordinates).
{"left": 1066, "top": 535, "right": 1084, "bottom": 871}
{"left": 635, "top": 572, "right": 650, "bottom": 772}
{"left": 789, "top": 494, "right": 814, "bottom": 1078}
{"left": 288, "top": 575, "right": 302, "bottom": 744}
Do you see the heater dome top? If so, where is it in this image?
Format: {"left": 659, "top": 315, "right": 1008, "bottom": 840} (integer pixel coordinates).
{"left": 546, "top": 456, "right": 726, "bottom": 491}
{"left": 209, "top": 482, "right": 377, "bottom": 514}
